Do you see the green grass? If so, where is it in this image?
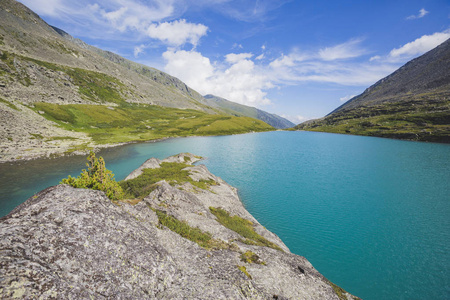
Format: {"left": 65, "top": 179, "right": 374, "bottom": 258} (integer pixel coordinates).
{"left": 119, "top": 161, "right": 216, "bottom": 199}
{"left": 209, "top": 207, "right": 283, "bottom": 251}
{"left": 155, "top": 209, "right": 227, "bottom": 250}
{"left": 296, "top": 96, "right": 450, "bottom": 143}
{"left": 0, "top": 97, "right": 20, "bottom": 111}
{"left": 33, "top": 102, "right": 274, "bottom": 144}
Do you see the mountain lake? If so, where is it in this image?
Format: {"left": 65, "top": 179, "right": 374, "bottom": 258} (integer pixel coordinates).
{"left": 0, "top": 131, "right": 449, "bottom": 299}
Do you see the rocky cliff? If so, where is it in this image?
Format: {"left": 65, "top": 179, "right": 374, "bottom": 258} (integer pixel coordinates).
{"left": 0, "top": 153, "right": 358, "bottom": 299}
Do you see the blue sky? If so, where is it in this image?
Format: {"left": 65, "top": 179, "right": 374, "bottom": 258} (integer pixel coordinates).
{"left": 18, "top": 0, "right": 450, "bottom": 123}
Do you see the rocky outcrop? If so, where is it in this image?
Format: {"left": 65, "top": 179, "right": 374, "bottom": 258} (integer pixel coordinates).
{"left": 0, "top": 154, "right": 358, "bottom": 299}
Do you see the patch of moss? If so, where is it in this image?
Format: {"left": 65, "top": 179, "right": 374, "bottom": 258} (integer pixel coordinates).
{"left": 155, "top": 209, "right": 227, "bottom": 250}
{"left": 119, "top": 162, "right": 216, "bottom": 199}
{"left": 209, "top": 207, "right": 283, "bottom": 251}
{"left": 240, "top": 251, "right": 265, "bottom": 265}
{"left": 237, "top": 265, "right": 252, "bottom": 279}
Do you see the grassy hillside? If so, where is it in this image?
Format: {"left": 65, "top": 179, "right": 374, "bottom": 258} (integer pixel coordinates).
{"left": 33, "top": 102, "right": 273, "bottom": 151}
{"left": 297, "top": 93, "right": 450, "bottom": 142}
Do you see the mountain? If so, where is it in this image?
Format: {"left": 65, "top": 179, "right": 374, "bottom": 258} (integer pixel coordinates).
{"left": 203, "top": 94, "right": 295, "bottom": 129}
{"left": 296, "top": 39, "right": 450, "bottom": 143}
{"left": 0, "top": 153, "right": 358, "bottom": 299}
{"left": 0, "top": 0, "right": 274, "bottom": 162}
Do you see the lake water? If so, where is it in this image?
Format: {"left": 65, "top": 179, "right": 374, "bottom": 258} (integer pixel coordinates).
{"left": 0, "top": 131, "right": 449, "bottom": 299}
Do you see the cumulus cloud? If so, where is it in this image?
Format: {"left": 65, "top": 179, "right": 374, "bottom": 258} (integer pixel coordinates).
{"left": 388, "top": 30, "right": 450, "bottom": 60}
{"left": 406, "top": 8, "right": 429, "bottom": 20}
{"left": 318, "top": 39, "right": 367, "bottom": 61}
{"left": 163, "top": 50, "right": 214, "bottom": 91}
{"left": 163, "top": 50, "right": 271, "bottom": 106}
{"left": 147, "top": 19, "right": 208, "bottom": 47}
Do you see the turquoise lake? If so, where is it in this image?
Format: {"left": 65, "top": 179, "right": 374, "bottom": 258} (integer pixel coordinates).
{"left": 0, "top": 131, "right": 449, "bottom": 299}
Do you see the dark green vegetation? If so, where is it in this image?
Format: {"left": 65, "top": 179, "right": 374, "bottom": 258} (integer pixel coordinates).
{"left": 155, "top": 210, "right": 227, "bottom": 250}
{"left": 203, "top": 94, "right": 295, "bottom": 129}
{"left": 61, "top": 152, "right": 123, "bottom": 200}
{"left": 209, "top": 207, "right": 283, "bottom": 251}
{"left": 296, "top": 38, "right": 450, "bottom": 143}
{"left": 33, "top": 102, "right": 273, "bottom": 145}
{"left": 297, "top": 96, "right": 450, "bottom": 142}
{"left": 119, "top": 162, "right": 216, "bottom": 199}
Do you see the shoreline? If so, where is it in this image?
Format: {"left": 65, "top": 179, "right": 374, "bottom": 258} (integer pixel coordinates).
{"left": 0, "top": 130, "right": 273, "bottom": 164}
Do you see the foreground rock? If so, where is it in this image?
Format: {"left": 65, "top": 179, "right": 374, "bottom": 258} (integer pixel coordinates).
{"left": 0, "top": 153, "right": 358, "bottom": 299}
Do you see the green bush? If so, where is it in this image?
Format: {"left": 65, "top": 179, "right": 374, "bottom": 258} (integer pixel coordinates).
{"left": 61, "top": 151, "right": 123, "bottom": 200}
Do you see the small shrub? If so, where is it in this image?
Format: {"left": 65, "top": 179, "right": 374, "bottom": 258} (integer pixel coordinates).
{"left": 61, "top": 151, "right": 123, "bottom": 200}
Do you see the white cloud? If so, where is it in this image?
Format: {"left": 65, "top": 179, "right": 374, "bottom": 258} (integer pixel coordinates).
{"left": 369, "top": 55, "right": 381, "bottom": 61}
{"left": 163, "top": 50, "right": 214, "bottom": 91}
{"left": 406, "top": 8, "right": 429, "bottom": 20}
{"left": 255, "top": 54, "right": 265, "bottom": 60}
{"left": 134, "top": 44, "right": 146, "bottom": 57}
{"left": 147, "top": 19, "right": 208, "bottom": 47}
{"left": 225, "top": 53, "right": 253, "bottom": 63}
{"left": 339, "top": 95, "right": 356, "bottom": 102}
{"left": 163, "top": 50, "right": 272, "bottom": 106}
{"left": 389, "top": 30, "right": 450, "bottom": 60}
{"left": 318, "top": 39, "right": 367, "bottom": 61}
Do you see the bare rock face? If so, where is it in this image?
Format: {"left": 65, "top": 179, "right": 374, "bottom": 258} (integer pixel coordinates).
{"left": 0, "top": 154, "right": 358, "bottom": 299}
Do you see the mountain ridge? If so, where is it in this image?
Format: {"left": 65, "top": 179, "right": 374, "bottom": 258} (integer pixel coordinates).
{"left": 0, "top": 0, "right": 291, "bottom": 162}
{"left": 203, "top": 94, "right": 295, "bottom": 129}
{"left": 295, "top": 38, "right": 450, "bottom": 143}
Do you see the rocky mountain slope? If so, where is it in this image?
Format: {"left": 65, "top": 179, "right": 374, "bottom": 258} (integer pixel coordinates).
{"left": 296, "top": 39, "right": 450, "bottom": 142}
{"left": 203, "top": 94, "right": 295, "bottom": 129}
{"left": 0, "top": 0, "right": 278, "bottom": 162}
{"left": 0, "top": 153, "right": 358, "bottom": 299}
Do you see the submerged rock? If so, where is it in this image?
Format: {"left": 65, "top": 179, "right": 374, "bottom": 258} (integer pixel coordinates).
{"left": 0, "top": 153, "right": 359, "bottom": 299}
